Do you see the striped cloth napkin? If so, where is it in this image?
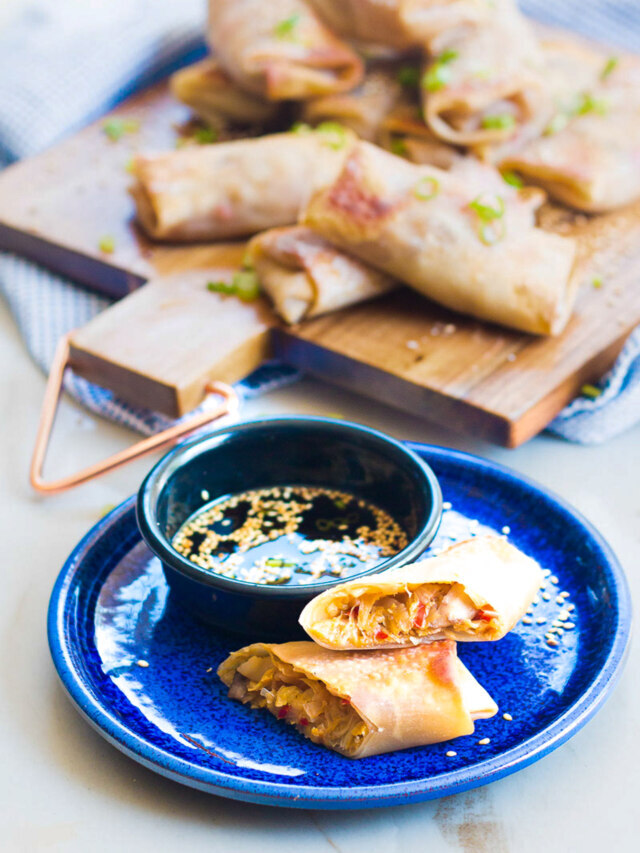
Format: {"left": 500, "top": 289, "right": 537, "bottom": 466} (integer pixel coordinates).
{"left": 0, "top": 0, "right": 639, "bottom": 443}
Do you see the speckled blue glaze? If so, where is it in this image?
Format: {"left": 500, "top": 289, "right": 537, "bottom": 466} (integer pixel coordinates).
{"left": 48, "top": 444, "right": 631, "bottom": 809}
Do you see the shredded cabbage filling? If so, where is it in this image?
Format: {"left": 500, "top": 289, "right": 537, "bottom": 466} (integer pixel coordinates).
{"left": 228, "top": 653, "right": 369, "bottom": 755}
{"left": 326, "top": 582, "right": 498, "bottom": 645}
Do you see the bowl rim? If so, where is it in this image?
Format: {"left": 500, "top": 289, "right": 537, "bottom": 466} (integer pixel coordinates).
{"left": 136, "top": 415, "right": 442, "bottom": 599}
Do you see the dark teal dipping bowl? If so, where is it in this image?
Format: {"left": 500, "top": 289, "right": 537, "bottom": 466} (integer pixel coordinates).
{"left": 136, "top": 417, "right": 442, "bottom": 640}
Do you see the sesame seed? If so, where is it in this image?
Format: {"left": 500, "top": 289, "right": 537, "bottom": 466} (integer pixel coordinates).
{"left": 532, "top": 597, "right": 540, "bottom": 606}
{"left": 201, "top": 490, "right": 210, "bottom": 501}
{"left": 560, "top": 591, "right": 570, "bottom": 599}
{"left": 546, "top": 638, "right": 559, "bottom": 647}
{"left": 406, "top": 339, "right": 419, "bottom": 350}
{"left": 521, "top": 617, "right": 532, "bottom": 625}
{"left": 478, "top": 738, "right": 491, "bottom": 745}
{"left": 567, "top": 604, "right": 575, "bottom": 612}
{"left": 443, "top": 501, "right": 452, "bottom": 510}
{"left": 541, "top": 592, "right": 551, "bottom": 601}
{"left": 550, "top": 575, "right": 559, "bottom": 584}
{"left": 206, "top": 667, "right": 213, "bottom": 673}
{"left": 446, "top": 750, "right": 457, "bottom": 757}
{"left": 542, "top": 568, "right": 551, "bottom": 577}
{"left": 556, "top": 596, "right": 565, "bottom": 604}
{"left": 536, "top": 617, "right": 547, "bottom": 624}
{"left": 501, "top": 525, "right": 511, "bottom": 535}
{"left": 564, "top": 622, "right": 575, "bottom": 629}
{"left": 137, "top": 659, "right": 149, "bottom": 668}
{"left": 502, "top": 713, "right": 513, "bottom": 721}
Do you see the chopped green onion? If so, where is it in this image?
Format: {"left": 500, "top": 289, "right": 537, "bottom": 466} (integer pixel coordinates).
{"left": 469, "top": 193, "right": 505, "bottom": 221}
{"left": 233, "top": 270, "right": 261, "bottom": 302}
{"left": 98, "top": 235, "right": 115, "bottom": 254}
{"left": 274, "top": 12, "right": 300, "bottom": 39}
{"left": 481, "top": 113, "right": 516, "bottom": 130}
{"left": 544, "top": 112, "right": 569, "bottom": 136}
{"left": 438, "top": 48, "right": 459, "bottom": 64}
{"left": 193, "top": 126, "right": 218, "bottom": 144}
{"left": 422, "top": 64, "right": 451, "bottom": 92}
{"left": 102, "top": 117, "right": 140, "bottom": 142}
{"left": 421, "top": 49, "right": 458, "bottom": 92}
{"left": 207, "top": 280, "right": 236, "bottom": 295}
{"left": 592, "top": 276, "right": 603, "bottom": 289}
{"left": 316, "top": 121, "right": 348, "bottom": 149}
{"left": 469, "top": 193, "right": 506, "bottom": 244}
{"left": 581, "top": 383, "right": 602, "bottom": 399}
{"left": 601, "top": 56, "right": 619, "bottom": 80}
{"left": 478, "top": 220, "right": 506, "bottom": 245}
{"left": 502, "top": 170, "right": 523, "bottom": 188}
{"left": 396, "top": 66, "right": 420, "bottom": 88}
{"left": 574, "top": 91, "right": 608, "bottom": 116}
{"left": 290, "top": 121, "right": 313, "bottom": 135}
{"left": 389, "top": 136, "right": 408, "bottom": 157}
{"left": 414, "top": 175, "right": 440, "bottom": 201}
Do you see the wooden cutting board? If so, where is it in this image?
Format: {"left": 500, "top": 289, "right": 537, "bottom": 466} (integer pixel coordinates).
{"left": 1, "top": 77, "right": 639, "bottom": 446}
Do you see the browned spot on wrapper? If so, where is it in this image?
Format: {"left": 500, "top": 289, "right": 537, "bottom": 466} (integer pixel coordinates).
{"left": 328, "top": 152, "right": 392, "bottom": 226}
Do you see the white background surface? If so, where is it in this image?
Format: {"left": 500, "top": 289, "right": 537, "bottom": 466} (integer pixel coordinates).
{"left": 0, "top": 297, "right": 638, "bottom": 851}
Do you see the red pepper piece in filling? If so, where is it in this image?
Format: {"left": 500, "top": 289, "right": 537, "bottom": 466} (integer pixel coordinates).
{"left": 349, "top": 605, "right": 360, "bottom": 618}
{"left": 299, "top": 717, "right": 309, "bottom": 726}
{"left": 277, "top": 705, "right": 290, "bottom": 719}
{"left": 474, "top": 609, "right": 493, "bottom": 622}
{"left": 340, "top": 698, "right": 351, "bottom": 706}
{"left": 375, "top": 630, "right": 388, "bottom": 640}
{"left": 413, "top": 602, "right": 426, "bottom": 629}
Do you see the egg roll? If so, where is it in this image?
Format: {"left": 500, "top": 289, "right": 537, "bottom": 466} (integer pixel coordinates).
{"left": 300, "top": 535, "right": 544, "bottom": 650}
{"left": 500, "top": 51, "right": 640, "bottom": 212}
{"left": 247, "top": 226, "right": 397, "bottom": 324}
{"left": 302, "top": 140, "right": 578, "bottom": 335}
{"left": 132, "top": 130, "right": 354, "bottom": 242}
{"left": 208, "top": 0, "right": 363, "bottom": 101}
{"left": 170, "top": 58, "right": 281, "bottom": 131}
{"left": 218, "top": 639, "right": 497, "bottom": 758}
{"left": 300, "top": 67, "right": 403, "bottom": 142}
{"left": 307, "top": 0, "right": 490, "bottom": 51}
{"left": 422, "top": 0, "right": 544, "bottom": 148}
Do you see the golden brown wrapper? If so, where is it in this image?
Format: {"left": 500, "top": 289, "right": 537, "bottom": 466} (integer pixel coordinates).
{"left": 299, "top": 535, "right": 544, "bottom": 650}
{"left": 170, "top": 58, "right": 281, "bottom": 131}
{"left": 208, "top": 0, "right": 363, "bottom": 101}
{"left": 302, "top": 140, "right": 578, "bottom": 335}
{"left": 247, "top": 226, "right": 397, "bottom": 324}
{"left": 132, "top": 130, "right": 354, "bottom": 242}
{"left": 422, "top": 0, "right": 544, "bottom": 148}
{"left": 500, "top": 49, "right": 640, "bottom": 212}
{"left": 218, "top": 639, "right": 497, "bottom": 758}
{"left": 307, "top": 0, "right": 489, "bottom": 51}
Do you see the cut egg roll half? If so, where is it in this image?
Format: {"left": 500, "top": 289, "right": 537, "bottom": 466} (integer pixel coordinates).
{"left": 247, "top": 226, "right": 397, "bottom": 324}
{"left": 299, "top": 535, "right": 544, "bottom": 650}
{"left": 208, "top": 0, "right": 363, "bottom": 101}
{"left": 218, "top": 640, "right": 497, "bottom": 758}
{"left": 302, "top": 140, "right": 578, "bottom": 335}
{"left": 132, "top": 129, "right": 354, "bottom": 242}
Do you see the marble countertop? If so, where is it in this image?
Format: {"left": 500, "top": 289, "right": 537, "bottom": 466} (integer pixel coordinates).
{"left": 1, "top": 301, "right": 637, "bottom": 853}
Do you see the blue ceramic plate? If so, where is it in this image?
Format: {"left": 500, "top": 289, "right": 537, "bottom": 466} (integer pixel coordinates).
{"left": 48, "top": 444, "right": 631, "bottom": 809}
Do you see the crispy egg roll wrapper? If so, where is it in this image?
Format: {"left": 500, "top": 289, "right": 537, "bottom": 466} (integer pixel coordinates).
{"left": 247, "top": 226, "right": 397, "bottom": 323}
{"left": 308, "top": 0, "right": 490, "bottom": 51}
{"left": 423, "top": 0, "right": 544, "bottom": 147}
{"left": 170, "top": 58, "right": 281, "bottom": 131}
{"left": 302, "top": 140, "right": 578, "bottom": 335}
{"left": 218, "top": 640, "right": 497, "bottom": 758}
{"left": 379, "top": 100, "right": 464, "bottom": 168}
{"left": 300, "top": 535, "right": 544, "bottom": 650}
{"left": 132, "top": 131, "right": 354, "bottom": 242}
{"left": 500, "top": 51, "right": 640, "bottom": 212}
{"left": 208, "top": 0, "right": 363, "bottom": 100}
{"left": 301, "top": 67, "right": 403, "bottom": 141}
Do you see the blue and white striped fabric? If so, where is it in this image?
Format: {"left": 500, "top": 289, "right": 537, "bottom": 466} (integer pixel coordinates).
{"left": 0, "top": 0, "right": 639, "bottom": 443}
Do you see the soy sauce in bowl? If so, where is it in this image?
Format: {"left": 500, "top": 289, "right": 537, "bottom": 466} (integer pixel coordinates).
{"left": 171, "top": 485, "right": 408, "bottom": 587}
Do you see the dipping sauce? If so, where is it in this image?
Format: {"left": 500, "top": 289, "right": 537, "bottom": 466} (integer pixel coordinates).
{"left": 171, "top": 485, "right": 408, "bottom": 586}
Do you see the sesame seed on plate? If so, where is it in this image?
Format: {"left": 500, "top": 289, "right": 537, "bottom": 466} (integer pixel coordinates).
{"left": 536, "top": 617, "right": 547, "bottom": 624}
{"left": 541, "top": 592, "right": 551, "bottom": 601}
{"left": 550, "top": 575, "right": 559, "bottom": 584}
{"left": 443, "top": 501, "right": 452, "bottom": 510}
{"left": 502, "top": 713, "right": 513, "bottom": 721}
{"left": 478, "top": 738, "right": 491, "bottom": 745}
{"left": 564, "top": 622, "right": 575, "bottom": 629}
{"left": 501, "top": 525, "right": 511, "bottom": 535}
{"left": 446, "top": 750, "right": 457, "bottom": 757}
{"left": 137, "top": 659, "right": 149, "bottom": 668}
{"left": 546, "top": 638, "right": 559, "bottom": 647}
{"left": 521, "top": 617, "right": 532, "bottom": 625}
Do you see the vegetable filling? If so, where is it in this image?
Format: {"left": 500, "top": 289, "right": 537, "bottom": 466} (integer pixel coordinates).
{"left": 225, "top": 652, "right": 370, "bottom": 755}
{"left": 325, "top": 583, "right": 498, "bottom": 645}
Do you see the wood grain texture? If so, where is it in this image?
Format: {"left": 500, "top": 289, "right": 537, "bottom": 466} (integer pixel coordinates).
{"left": 0, "top": 69, "right": 638, "bottom": 445}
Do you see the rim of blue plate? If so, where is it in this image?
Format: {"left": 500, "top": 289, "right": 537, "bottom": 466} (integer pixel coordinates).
{"left": 47, "top": 443, "right": 632, "bottom": 809}
{"left": 136, "top": 416, "right": 443, "bottom": 598}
